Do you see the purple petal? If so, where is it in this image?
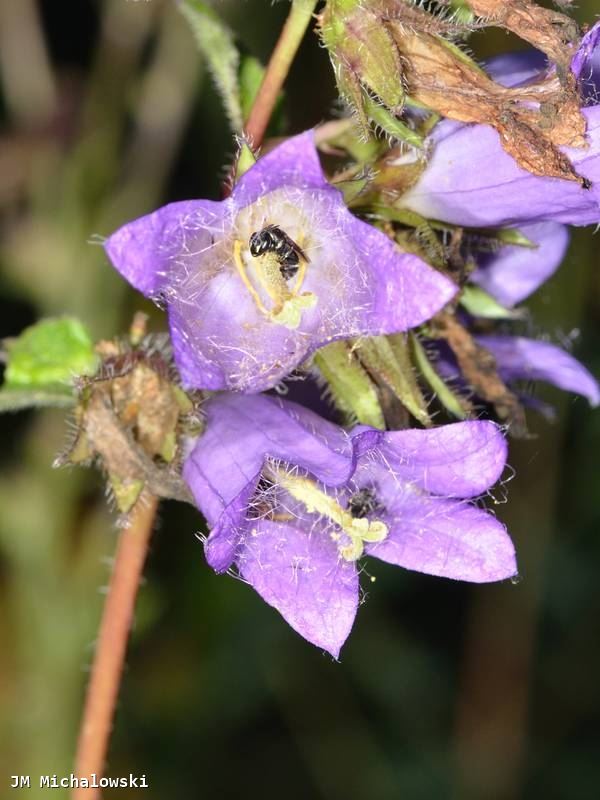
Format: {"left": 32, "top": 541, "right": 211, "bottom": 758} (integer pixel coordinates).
{"left": 105, "top": 199, "right": 227, "bottom": 297}
{"left": 345, "top": 214, "right": 457, "bottom": 331}
{"left": 484, "top": 50, "right": 549, "bottom": 88}
{"left": 367, "top": 491, "right": 516, "bottom": 583}
{"left": 106, "top": 132, "right": 456, "bottom": 392}
{"left": 232, "top": 130, "right": 331, "bottom": 207}
{"left": 471, "top": 222, "right": 570, "bottom": 306}
{"left": 237, "top": 519, "right": 359, "bottom": 658}
{"left": 572, "top": 21, "right": 600, "bottom": 99}
{"left": 477, "top": 335, "right": 600, "bottom": 406}
{"left": 168, "top": 185, "right": 454, "bottom": 391}
{"left": 182, "top": 394, "right": 354, "bottom": 572}
{"left": 400, "top": 107, "right": 600, "bottom": 227}
{"left": 355, "top": 420, "right": 507, "bottom": 498}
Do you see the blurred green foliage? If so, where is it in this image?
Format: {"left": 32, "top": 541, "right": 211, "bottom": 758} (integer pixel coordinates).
{"left": 0, "top": 2, "right": 599, "bottom": 799}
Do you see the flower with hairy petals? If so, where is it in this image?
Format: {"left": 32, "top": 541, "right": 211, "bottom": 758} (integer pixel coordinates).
{"left": 104, "top": 131, "right": 455, "bottom": 392}
{"left": 183, "top": 394, "right": 516, "bottom": 658}
{"left": 399, "top": 33, "right": 600, "bottom": 228}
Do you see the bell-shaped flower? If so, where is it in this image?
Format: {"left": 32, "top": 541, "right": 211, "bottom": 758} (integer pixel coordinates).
{"left": 183, "top": 394, "right": 516, "bottom": 657}
{"left": 104, "top": 131, "right": 455, "bottom": 392}
{"left": 470, "top": 222, "right": 570, "bottom": 307}
{"left": 399, "top": 28, "right": 600, "bottom": 228}
{"left": 476, "top": 335, "right": 600, "bottom": 408}
{"left": 463, "top": 221, "right": 599, "bottom": 407}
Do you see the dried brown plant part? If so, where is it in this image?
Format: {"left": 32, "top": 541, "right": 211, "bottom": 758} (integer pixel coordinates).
{"left": 374, "top": 0, "right": 479, "bottom": 37}
{"left": 59, "top": 339, "right": 198, "bottom": 510}
{"left": 385, "top": 25, "right": 586, "bottom": 182}
{"left": 80, "top": 386, "right": 193, "bottom": 505}
{"left": 432, "top": 312, "right": 527, "bottom": 435}
{"left": 465, "top": 0, "right": 579, "bottom": 70}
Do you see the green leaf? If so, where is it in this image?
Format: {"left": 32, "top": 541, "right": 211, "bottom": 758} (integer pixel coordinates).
{"left": 239, "top": 55, "right": 265, "bottom": 122}
{"left": 3, "top": 317, "right": 98, "bottom": 389}
{"left": 179, "top": 0, "right": 243, "bottom": 132}
{"left": 0, "top": 386, "right": 76, "bottom": 413}
{"left": 460, "top": 285, "right": 525, "bottom": 320}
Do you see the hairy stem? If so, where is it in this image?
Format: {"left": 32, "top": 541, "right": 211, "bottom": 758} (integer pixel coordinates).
{"left": 72, "top": 494, "right": 158, "bottom": 798}
{"left": 244, "top": 0, "right": 317, "bottom": 147}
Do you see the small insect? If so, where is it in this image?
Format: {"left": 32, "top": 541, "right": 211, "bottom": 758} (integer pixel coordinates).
{"left": 347, "top": 488, "right": 383, "bottom": 519}
{"left": 249, "top": 224, "right": 309, "bottom": 281}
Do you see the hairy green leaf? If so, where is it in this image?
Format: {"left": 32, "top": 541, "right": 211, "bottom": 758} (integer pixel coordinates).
{"left": 3, "top": 317, "right": 98, "bottom": 390}
{"left": 179, "top": 0, "right": 243, "bottom": 132}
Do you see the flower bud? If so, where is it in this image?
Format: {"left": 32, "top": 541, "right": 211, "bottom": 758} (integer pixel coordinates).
{"left": 318, "top": 0, "right": 404, "bottom": 135}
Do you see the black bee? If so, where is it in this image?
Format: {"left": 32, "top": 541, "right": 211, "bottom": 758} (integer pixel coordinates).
{"left": 249, "top": 224, "right": 309, "bottom": 281}
{"left": 347, "top": 488, "right": 383, "bottom": 519}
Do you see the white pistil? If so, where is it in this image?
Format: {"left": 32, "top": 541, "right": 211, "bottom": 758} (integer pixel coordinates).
{"left": 266, "top": 465, "right": 388, "bottom": 561}
{"left": 232, "top": 240, "right": 316, "bottom": 329}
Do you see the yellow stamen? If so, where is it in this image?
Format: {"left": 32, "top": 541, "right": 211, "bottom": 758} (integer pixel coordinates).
{"left": 233, "top": 239, "right": 271, "bottom": 317}
{"left": 265, "top": 465, "right": 388, "bottom": 562}
{"left": 232, "top": 238, "right": 317, "bottom": 329}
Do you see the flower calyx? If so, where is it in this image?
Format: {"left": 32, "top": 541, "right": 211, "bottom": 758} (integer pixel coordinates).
{"left": 56, "top": 315, "right": 201, "bottom": 513}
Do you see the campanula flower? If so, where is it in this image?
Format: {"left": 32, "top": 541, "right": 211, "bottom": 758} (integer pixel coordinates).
{"left": 183, "top": 394, "right": 515, "bottom": 657}
{"left": 476, "top": 335, "right": 600, "bottom": 408}
{"left": 572, "top": 21, "right": 600, "bottom": 102}
{"left": 470, "top": 222, "right": 570, "bottom": 307}
{"left": 465, "top": 222, "right": 599, "bottom": 407}
{"left": 399, "top": 32, "right": 600, "bottom": 228}
{"left": 105, "top": 131, "right": 455, "bottom": 392}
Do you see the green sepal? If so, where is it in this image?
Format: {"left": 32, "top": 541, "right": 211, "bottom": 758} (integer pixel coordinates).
{"left": 313, "top": 341, "right": 385, "bottom": 429}
{"left": 410, "top": 334, "right": 469, "bottom": 419}
{"left": 3, "top": 317, "right": 98, "bottom": 390}
{"left": 332, "top": 174, "right": 370, "bottom": 204}
{"left": 109, "top": 473, "right": 145, "bottom": 515}
{"left": 0, "top": 386, "right": 76, "bottom": 413}
{"left": 438, "top": 37, "right": 488, "bottom": 77}
{"left": 356, "top": 335, "right": 431, "bottom": 426}
{"left": 460, "top": 285, "right": 525, "bottom": 320}
{"left": 234, "top": 139, "right": 257, "bottom": 181}
{"left": 363, "top": 97, "right": 424, "bottom": 149}
{"left": 493, "top": 228, "right": 536, "bottom": 248}
{"left": 179, "top": 0, "right": 243, "bottom": 132}
{"left": 447, "top": 0, "right": 475, "bottom": 24}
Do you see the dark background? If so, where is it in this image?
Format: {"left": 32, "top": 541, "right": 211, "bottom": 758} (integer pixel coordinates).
{"left": 1, "top": 1, "right": 599, "bottom": 798}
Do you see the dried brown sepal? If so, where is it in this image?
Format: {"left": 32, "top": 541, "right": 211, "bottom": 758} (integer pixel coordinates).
{"left": 431, "top": 312, "right": 528, "bottom": 436}
{"left": 386, "top": 25, "right": 586, "bottom": 182}
{"left": 465, "top": 0, "right": 579, "bottom": 70}
{"left": 58, "top": 337, "right": 200, "bottom": 511}
{"left": 82, "top": 387, "right": 193, "bottom": 506}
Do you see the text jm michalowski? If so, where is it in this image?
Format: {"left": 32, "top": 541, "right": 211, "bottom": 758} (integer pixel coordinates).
{"left": 11, "top": 774, "right": 148, "bottom": 789}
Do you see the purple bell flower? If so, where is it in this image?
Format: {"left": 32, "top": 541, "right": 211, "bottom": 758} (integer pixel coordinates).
{"left": 399, "top": 26, "right": 600, "bottom": 228}
{"left": 476, "top": 335, "right": 600, "bottom": 408}
{"left": 470, "top": 222, "right": 570, "bottom": 307}
{"left": 104, "top": 131, "right": 455, "bottom": 392}
{"left": 183, "top": 394, "right": 516, "bottom": 657}
{"left": 465, "top": 222, "right": 599, "bottom": 407}
{"left": 572, "top": 21, "right": 600, "bottom": 102}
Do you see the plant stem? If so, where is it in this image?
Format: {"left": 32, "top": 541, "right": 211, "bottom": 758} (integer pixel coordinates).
{"left": 72, "top": 494, "right": 158, "bottom": 798}
{"left": 244, "top": 0, "right": 318, "bottom": 147}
